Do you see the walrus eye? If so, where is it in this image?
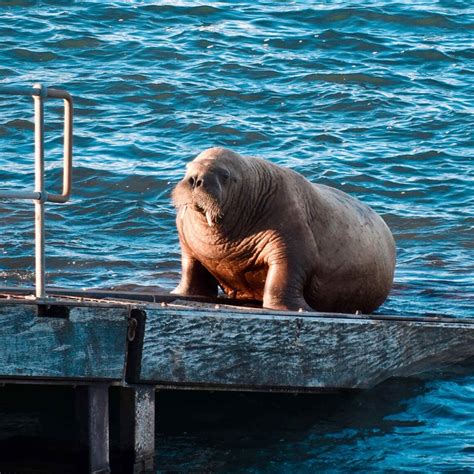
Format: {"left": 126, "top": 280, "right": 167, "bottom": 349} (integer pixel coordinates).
{"left": 219, "top": 169, "right": 230, "bottom": 184}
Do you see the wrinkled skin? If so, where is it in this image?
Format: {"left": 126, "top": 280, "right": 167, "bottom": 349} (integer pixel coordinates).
{"left": 172, "top": 147, "right": 396, "bottom": 314}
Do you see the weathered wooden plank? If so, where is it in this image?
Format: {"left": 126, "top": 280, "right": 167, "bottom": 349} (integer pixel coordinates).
{"left": 0, "top": 285, "right": 261, "bottom": 307}
{"left": 0, "top": 303, "right": 130, "bottom": 380}
{"left": 139, "top": 306, "right": 474, "bottom": 390}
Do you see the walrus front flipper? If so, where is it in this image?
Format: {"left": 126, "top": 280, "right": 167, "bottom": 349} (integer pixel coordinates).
{"left": 262, "top": 260, "right": 312, "bottom": 312}
{"left": 172, "top": 254, "right": 218, "bottom": 298}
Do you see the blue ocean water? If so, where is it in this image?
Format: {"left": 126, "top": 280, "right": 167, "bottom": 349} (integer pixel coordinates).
{"left": 0, "top": 0, "right": 472, "bottom": 471}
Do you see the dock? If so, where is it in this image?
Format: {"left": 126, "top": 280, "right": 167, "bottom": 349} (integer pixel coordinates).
{"left": 0, "top": 85, "right": 472, "bottom": 472}
{"left": 1, "top": 289, "right": 473, "bottom": 473}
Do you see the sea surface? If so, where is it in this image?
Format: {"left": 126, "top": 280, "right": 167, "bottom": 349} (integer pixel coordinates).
{"left": 0, "top": 0, "right": 472, "bottom": 471}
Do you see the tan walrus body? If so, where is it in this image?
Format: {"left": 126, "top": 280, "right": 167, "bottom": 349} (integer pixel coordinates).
{"left": 172, "top": 147, "right": 396, "bottom": 313}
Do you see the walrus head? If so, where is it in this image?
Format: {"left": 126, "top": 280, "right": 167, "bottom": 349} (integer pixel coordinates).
{"left": 172, "top": 148, "right": 242, "bottom": 227}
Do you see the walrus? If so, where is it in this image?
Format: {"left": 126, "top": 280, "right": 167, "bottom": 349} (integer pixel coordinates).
{"left": 171, "top": 147, "right": 396, "bottom": 313}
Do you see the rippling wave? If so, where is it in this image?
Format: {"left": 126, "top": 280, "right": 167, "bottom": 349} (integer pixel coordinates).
{"left": 0, "top": 0, "right": 472, "bottom": 470}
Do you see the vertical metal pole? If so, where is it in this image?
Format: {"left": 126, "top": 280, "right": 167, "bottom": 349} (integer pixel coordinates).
{"left": 33, "top": 83, "right": 46, "bottom": 299}
{"left": 62, "top": 94, "right": 72, "bottom": 201}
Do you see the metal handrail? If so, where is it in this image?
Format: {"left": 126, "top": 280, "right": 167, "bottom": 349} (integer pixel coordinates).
{"left": 0, "top": 83, "right": 73, "bottom": 299}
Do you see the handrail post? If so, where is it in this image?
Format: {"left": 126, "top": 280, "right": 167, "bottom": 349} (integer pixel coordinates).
{"left": 0, "top": 84, "right": 73, "bottom": 300}
{"left": 33, "top": 83, "right": 46, "bottom": 300}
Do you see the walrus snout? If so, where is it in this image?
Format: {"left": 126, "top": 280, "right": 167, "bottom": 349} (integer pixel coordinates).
{"left": 184, "top": 162, "right": 232, "bottom": 205}
{"left": 187, "top": 172, "right": 214, "bottom": 191}
{"left": 185, "top": 171, "right": 220, "bottom": 200}
{"left": 173, "top": 166, "right": 225, "bottom": 227}
{"left": 188, "top": 175, "right": 203, "bottom": 189}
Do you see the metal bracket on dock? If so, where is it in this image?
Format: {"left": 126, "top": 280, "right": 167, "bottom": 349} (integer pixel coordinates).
{"left": 0, "top": 84, "right": 73, "bottom": 300}
{"left": 125, "top": 309, "right": 147, "bottom": 384}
